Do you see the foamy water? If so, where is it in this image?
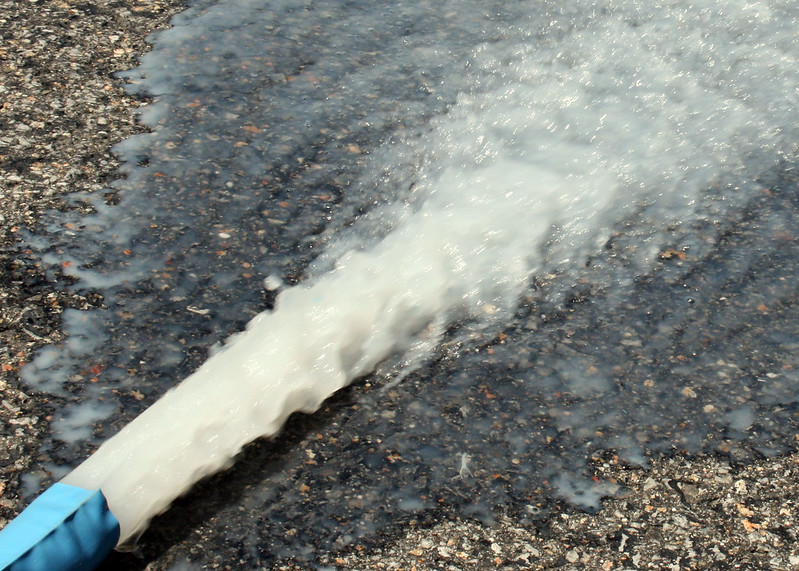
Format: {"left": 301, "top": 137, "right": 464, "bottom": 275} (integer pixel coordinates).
{"left": 19, "top": 0, "right": 799, "bottom": 562}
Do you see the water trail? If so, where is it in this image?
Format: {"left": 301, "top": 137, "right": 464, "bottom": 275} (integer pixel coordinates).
{"left": 18, "top": 0, "right": 799, "bottom": 562}
{"left": 61, "top": 98, "right": 619, "bottom": 540}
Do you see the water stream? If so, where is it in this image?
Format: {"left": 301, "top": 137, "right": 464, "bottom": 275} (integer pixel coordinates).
{"left": 16, "top": 0, "right": 799, "bottom": 566}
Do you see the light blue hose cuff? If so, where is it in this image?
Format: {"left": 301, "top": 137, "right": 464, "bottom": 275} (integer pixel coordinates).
{"left": 0, "top": 483, "right": 119, "bottom": 571}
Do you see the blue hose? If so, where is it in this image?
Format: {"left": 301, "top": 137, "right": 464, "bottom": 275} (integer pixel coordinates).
{"left": 0, "top": 483, "right": 119, "bottom": 571}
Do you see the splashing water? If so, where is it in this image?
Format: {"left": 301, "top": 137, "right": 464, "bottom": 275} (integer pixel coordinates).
{"left": 18, "top": 0, "right": 799, "bottom": 563}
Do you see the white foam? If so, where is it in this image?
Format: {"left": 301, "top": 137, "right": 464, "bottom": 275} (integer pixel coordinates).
{"left": 62, "top": 0, "right": 799, "bottom": 544}
{"left": 51, "top": 402, "right": 117, "bottom": 449}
